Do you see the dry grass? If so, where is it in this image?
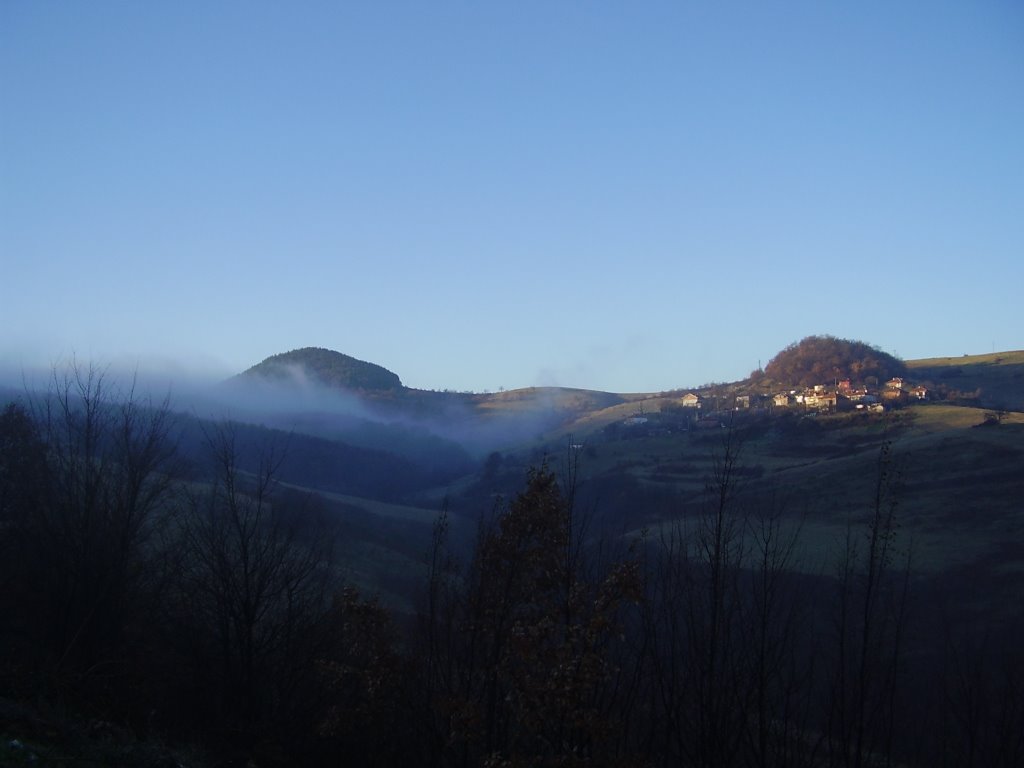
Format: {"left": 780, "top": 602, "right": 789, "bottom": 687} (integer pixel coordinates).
{"left": 907, "top": 350, "right": 1024, "bottom": 411}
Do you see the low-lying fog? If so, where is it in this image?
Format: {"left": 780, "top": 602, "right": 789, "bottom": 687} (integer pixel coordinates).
{"left": 0, "top": 356, "right": 578, "bottom": 464}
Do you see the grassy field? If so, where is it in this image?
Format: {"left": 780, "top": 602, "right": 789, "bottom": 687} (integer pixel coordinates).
{"left": 907, "top": 349, "right": 1024, "bottom": 367}
{"left": 907, "top": 349, "right": 1024, "bottom": 410}
{"left": 500, "top": 401, "right": 1024, "bottom": 581}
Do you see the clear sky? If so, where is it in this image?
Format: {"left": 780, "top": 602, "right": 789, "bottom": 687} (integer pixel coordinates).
{"left": 2, "top": 1, "right": 1022, "bottom": 394}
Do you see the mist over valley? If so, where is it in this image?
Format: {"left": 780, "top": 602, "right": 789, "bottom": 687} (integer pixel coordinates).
{"left": 3, "top": 338, "right": 1023, "bottom": 767}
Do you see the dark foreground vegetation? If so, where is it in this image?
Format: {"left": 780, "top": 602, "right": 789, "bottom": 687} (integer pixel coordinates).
{"left": 2, "top": 365, "right": 1023, "bottom": 767}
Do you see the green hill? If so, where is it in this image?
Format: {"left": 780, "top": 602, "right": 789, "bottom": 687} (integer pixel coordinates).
{"left": 237, "top": 347, "right": 403, "bottom": 391}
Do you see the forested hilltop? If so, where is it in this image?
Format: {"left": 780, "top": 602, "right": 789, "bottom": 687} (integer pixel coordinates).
{"left": 236, "top": 347, "right": 404, "bottom": 391}
{"left": 760, "top": 334, "right": 907, "bottom": 386}
{"left": 1, "top": 340, "right": 1023, "bottom": 767}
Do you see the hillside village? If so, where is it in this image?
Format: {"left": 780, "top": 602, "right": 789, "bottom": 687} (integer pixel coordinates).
{"left": 616, "top": 376, "right": 930, "bottom": 435}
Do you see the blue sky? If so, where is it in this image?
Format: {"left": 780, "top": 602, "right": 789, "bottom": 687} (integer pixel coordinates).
{"left": 2, "top": 1, "right": 1022, "bottom": 393}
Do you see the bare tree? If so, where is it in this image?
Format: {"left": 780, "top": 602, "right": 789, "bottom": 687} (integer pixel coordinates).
{"left": 14, "top": 362, "right": 179, "bottom": 694}
{"left": 740, "top": 496, "right": 816, "bottom": 768}
{"left": 175, "top": 421, "right": 334, "bottom": 741}
{"left": 640, "top": 426, "right": 750, "bottom": 768}
{"left": 826, "top": 441, "right": 911, "bottom": 768}
{"left": 637, "top": 425, "right": 816, "bottom": 768}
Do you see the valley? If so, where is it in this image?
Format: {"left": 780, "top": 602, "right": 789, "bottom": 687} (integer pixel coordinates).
{"left": 2, "top": 338, "right": 1022, "bottom": 767}
{"left": 226, "top": 345, "right": 1024, "bottom": 610}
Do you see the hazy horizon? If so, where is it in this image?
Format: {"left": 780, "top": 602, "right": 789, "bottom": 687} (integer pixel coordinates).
{"left": 3, "top": 2, "right": 1022, "bottom": 392}
{"left": 4, "top": 340, "right": 1022, "bottom": 405}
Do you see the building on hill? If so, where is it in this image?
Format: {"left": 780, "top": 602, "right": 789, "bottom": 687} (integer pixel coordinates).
{"left": 774, "top": 392, "right": 794, "bottom": 407}
{"left": 847, "top": 388, "right": 877, "bottom": 404}
{"left": 882, "top": 386, "right": 909, "bottom": 404}
{"left": 883, "top": 389, "right": 907, "bottom": 403}
{"left": 680, "top": 393, "right": 703, "bottom": 409}
{"left": 734, "top": 393, "right": 770, "bottom": 411}
{"left": 803, "top": 390, "right": 828, "bottom": 411}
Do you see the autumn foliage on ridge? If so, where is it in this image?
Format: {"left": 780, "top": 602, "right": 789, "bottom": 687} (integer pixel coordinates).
{"left": 763, "top": 335, "right": 907, "bottom": 387}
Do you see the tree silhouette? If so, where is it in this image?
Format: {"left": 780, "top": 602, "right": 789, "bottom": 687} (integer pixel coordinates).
{"left": 5, "top": 363, "right": 179, "bottom": 701}
{"left": 420, "top": 462, "right": 640, "bottom": 767}
{"left": 827, "top": 441, "right": 911, "bottom": 768}
{"left": 174, "top": 422, "right": 335, "bottom": 747}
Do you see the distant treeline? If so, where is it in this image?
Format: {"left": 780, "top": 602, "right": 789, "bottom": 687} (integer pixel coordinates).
{"left": 1, "top": 365, "right": 1022, "bottom": 768}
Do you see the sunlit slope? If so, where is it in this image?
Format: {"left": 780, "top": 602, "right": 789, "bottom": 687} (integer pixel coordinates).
{"left": 907, "top": 350, "right": 1024, "bottom": 411}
